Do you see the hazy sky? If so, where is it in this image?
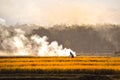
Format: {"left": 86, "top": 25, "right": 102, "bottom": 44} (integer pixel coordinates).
{"left": 0, "top": 0, "right": 120, "bottom": 26}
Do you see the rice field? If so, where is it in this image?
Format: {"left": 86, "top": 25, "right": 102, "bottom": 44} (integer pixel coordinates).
{"left": 0, "top": 56, "right": 120, "bottom": 79}
{"left": 0, "top": 56, "right": 120, "bottom": 71}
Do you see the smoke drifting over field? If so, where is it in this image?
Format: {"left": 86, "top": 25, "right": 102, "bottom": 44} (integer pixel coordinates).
{"left": 0, "top": 23, "right": 120, "bottom": 56}
{"left": 31, "top": 24, "right": 120, "bottom": 56}
{"left": 0, "top": 1, "right": 119, "bottom": 56}
{"left": 0, "top": 25, "right": 76, "bottom": 56}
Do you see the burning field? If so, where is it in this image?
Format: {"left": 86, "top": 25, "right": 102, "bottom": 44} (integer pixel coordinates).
{"left": 0, "top": 56, "right": 120, "bottom": 79}
{"left": 0, "top": 23, "right": 120, "bottom": 80}
{"left": 0, "top": 22, "right": 120, "bottom": 80}
{"left": 0, "top": 0, "right": 120, "bottom": 79}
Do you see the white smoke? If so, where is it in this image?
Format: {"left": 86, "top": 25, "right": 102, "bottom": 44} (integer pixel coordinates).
{"left": 0, "top": 27, "right": 76, "bottom": 57}
{"left": 0, "top": 18, "right": 6, "bottom": 25}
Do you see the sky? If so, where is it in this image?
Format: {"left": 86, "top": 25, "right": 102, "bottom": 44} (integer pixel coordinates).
{"left": 0, "top": 0, "right": 120, "bottom": 26}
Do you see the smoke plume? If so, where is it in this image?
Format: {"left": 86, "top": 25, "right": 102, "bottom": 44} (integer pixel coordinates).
{"left": 0, "top": 25, "right": 76, "bottom": 56}
{"left": 0, "top": 18, "right": 6, "bottom": 25}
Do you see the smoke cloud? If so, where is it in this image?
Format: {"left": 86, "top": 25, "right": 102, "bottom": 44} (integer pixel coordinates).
{"left": 0, "top": 18, "right": 6, "bottom": 25}
{"left": 0, "top": 25, "right": 76, "bottom": 56}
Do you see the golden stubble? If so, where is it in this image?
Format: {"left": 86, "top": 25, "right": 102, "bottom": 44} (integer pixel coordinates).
{"left": 0, "top": 56, "right": 120, "bottom": 71}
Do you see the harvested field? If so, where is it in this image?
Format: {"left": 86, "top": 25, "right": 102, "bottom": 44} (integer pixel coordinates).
{"left": 0, "top": 56, "right": 120, "bottom": 80}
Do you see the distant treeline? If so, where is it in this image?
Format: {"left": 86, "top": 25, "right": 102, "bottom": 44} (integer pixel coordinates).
{"left": 0, "top": 24, "right": 120, "bottom": 55}
{"left": 30, "top": 24, "right": 120, "bottom": 54}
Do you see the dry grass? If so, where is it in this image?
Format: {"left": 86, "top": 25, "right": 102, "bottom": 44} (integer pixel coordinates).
{"left": 0, "top": 56, "right": 120, "bottom": 71}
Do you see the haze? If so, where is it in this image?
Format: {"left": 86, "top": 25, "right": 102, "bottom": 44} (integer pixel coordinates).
{"left": 0, "top": 0, "right": 120, "bottom": 26}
